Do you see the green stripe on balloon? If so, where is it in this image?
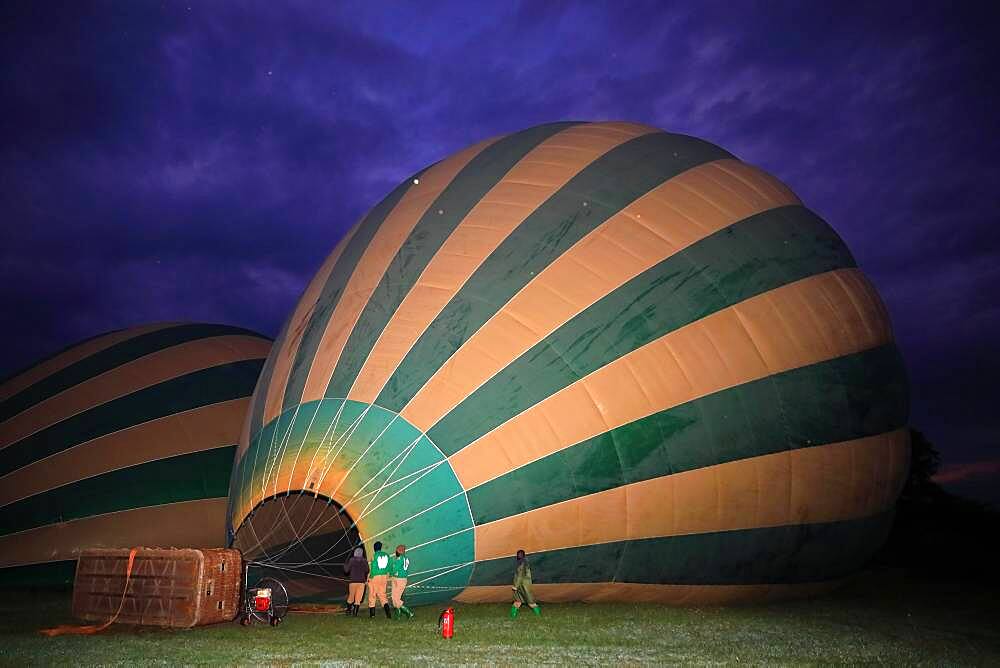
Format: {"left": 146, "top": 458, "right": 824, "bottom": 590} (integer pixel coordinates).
{"left": 0, "top": 323, "right": 266, "bottom": 423}
{"left": 468, "top": 511, "right": 893, "bottom": 586}
{"left": 468, "top": 343, "right": 908, "bottom": 524}
{"left": 376, "top": 131, "right": 734, "bottom": 412}
{"left": 324, "top": 122, "right": 578, "bottom": 399}
{"left": 279, "top": 171, "right": 425, "bottom": 417}
{"left": 0, "top": 359, "right": 264, "bottom": 477}
{"left": 0, "top": 330, "right": 120, "bottom": 388}
{"left": 0, "top": 445, "right": 236, "bottom": 537}
{"left": 245, "top": 317, "right": 291, "bottom": 457}
{"left": 429, "top": 205, "right": 856, "bottom": 455}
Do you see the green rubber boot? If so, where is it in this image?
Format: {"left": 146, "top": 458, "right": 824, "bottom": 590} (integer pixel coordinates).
{"left": 509, "top": 605, "right": 519, "bottom": 619}
{"left": 392, "top": 607, "right": 400, "bottom": 619}
{"left": 531, "top": 605, "right": 541, "bottom": 617}
{"left": 400, "top": 605, "right": 414, "bottom": 619}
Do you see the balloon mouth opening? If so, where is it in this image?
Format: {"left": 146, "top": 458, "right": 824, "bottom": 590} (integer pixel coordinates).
{"left": 232, "top": 491, "right": 362, "bottom": 602}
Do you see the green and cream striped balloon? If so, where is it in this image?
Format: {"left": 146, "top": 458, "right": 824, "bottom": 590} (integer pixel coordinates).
{"left": 229, "top": 121, "right": 909, "bottom": 605}
{"left": 0, "top": 323, "right": 270, "bottom": 587}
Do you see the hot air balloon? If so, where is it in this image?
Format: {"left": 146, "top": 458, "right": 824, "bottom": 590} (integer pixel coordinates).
{"left": 229, "top": 121, "right": 909, "bottom": 605}
{"left": 0, "top": 323, "right": 270, "bottom": 587}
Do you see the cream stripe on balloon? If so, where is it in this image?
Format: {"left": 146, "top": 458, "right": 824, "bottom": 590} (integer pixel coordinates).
{"left": 345, "top": 122, "right": 657, "bottom": 404}
{"left": 449, "top": 268, "right": 894, "bottom": 490}
{"left": 472, "top": 429, "right": 909, "bottom": 561}
{"left": 0, "top": 322, "right": 178, "bottom": 404}
{"left": 400, "top": 159, "right": 800, "bottom": 433}
{"left": 0, "top": 497, "right": 228, "bottom": 569}
{"left": 299, "top": 136, "right": 500, "bottom": 406}
{"left": 0, "top": 398, "right": 249, "bottom": 508}
{"left": 261, "top": 223, "right": 362, "bottom": 427}
{"left": 0, "top": 334, "right": 270, "bottom": 451}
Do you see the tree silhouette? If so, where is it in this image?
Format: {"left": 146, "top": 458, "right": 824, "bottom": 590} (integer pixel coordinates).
{"left": 878, "top": 428, "right": 999, "bottom": 579}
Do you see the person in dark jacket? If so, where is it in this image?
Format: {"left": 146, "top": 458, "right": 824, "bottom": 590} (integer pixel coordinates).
{"left": 343, "top": 547, "right": 369, "bottom": 617}
{"left": 510, "top": 549, "right": 541, "bottom": 618}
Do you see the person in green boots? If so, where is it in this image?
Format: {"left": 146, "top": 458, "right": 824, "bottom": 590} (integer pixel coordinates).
{"left": 510, "top": 549, "right": 541, "bottom": 618}
{"left": 389, "top": 544, "right": 413, "bottom": 619}
{"left": 368, "top": 540, "right": 392, "bottom": 619}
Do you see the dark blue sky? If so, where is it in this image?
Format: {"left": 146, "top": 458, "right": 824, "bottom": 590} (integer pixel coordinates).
{"left": 1, "top": 1, "right": 997, "bottom": 501}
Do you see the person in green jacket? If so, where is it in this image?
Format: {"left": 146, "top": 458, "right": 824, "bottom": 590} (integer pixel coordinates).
{"left": 389, "top": 544, "right": 413, "bottom": 619}
{"left": 368, "top": 540, "right": 392, "bottom": 618}
{"left": 510, "top": 549, "right": 541, "bottom": 618}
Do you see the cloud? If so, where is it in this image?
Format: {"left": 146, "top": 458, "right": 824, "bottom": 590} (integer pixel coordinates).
{"left": 1, "top": 0, "right": 998, "bottom": 495}
{"left": 934, "top": 459, "right": 1000, "bottom": 485}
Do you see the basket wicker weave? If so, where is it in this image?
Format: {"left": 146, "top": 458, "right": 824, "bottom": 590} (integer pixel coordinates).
{"left": 72, "top": 547, "right": 242, "bottom": 628}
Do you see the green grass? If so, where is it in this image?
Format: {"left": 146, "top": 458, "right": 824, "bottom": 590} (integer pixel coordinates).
{"left": 2, "top": 571, "right": 999, "bottom": 666}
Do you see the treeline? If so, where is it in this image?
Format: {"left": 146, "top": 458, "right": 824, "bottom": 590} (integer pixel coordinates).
{"left": 876, "top": 429, "right": 1000, "bottom": 580}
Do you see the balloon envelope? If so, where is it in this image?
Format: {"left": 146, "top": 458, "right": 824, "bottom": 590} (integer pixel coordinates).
{"left": 229, "top": 122, "right": 909, "bottom": 604}
{"left": 0, "top": 323, "right": 270, "bottom": 586}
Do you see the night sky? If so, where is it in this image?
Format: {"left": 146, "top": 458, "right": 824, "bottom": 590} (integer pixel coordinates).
{"left": 2, "top": 2, "right": 997, "bottom": 503}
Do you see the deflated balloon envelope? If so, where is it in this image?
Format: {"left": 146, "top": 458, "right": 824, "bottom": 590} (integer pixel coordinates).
{"left": 228, "top": 121, "right": 909, "bottom": 605}
{"left": 0, "top": 324, "right": 270, "bottom": 586}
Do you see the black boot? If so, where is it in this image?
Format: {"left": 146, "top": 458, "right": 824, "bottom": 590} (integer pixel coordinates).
{"left": 369, "top": 606, "right": 376, "bottom": 618}
{"left": 384, "top": 603, "right": 392, "bottom": 619}
{"left": 344, "top": 604, "right": 353, "bottom": 616}
{"left": 352, "top": 604, "right": 360, "bottom": 617}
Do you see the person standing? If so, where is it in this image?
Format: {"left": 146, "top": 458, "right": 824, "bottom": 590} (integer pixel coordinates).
{"left": 389, "top": 544, "right": 413, "bottom": 619}
{"left": 368, "top": 540, "right": 392, "bottom": 618}
{"left": 510, "top": 549, "right": 541, "bottom": 618}
{"left": 342, "top": 547, "right": 369, "bottom": 617}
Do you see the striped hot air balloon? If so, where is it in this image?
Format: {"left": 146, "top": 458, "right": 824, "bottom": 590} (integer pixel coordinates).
{"left": 229, "top": 121, "right": 909, "bottom": 605}
{"left": 0, "top": 323, "right": 270, "bottom": 587}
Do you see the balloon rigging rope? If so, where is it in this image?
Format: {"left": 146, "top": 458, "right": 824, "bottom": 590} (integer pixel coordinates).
{"left": 263, "top": 401, "right": 379, "bottom": 559}
{"left": 253, "top": 473, "right": 462, "bottom": 571}
{"left": 258, "top": 457, "right": 451, "bottom": 569}
{"left": 250, "top": 396, "right": 352, "bottom": 556}
{"left": 243, "top": 407, "right": 386, "bottom": 567}
{"left": 252, "top": 404, "right": 389, "bottom": 566}
{"left": 249, "top": 407, "right": 416, "bottom": 566}
{"left": 253, "top": 456, "right": 448, "bottom": 567}
{"left": 286, "top": 428, "right": 419, "bottom": 550}
{"left": 240, "top": 400, "right": 363, "bottom": 563}
{"left": 238, "top": 399, "right": 479, "bottom": 585}
{"left": 288, "top": 434, "right": 426, "bottom": 566}
{"left": 269, "top": 487, "right": 468, "bottom": 570}
{"left": 259, "top": 404, "right": 301, "bottom": 503}
{"left": 270, "top": 401, "right": 322, "bottom": 499}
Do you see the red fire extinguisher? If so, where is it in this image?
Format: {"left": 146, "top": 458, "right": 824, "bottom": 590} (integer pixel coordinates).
{"left": 438, "top": 607, "right": 455, "bottom": 639}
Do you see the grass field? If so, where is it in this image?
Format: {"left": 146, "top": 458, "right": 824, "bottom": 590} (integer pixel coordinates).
{"left": 3, "top": 571, "right": 999, "bottom": 666}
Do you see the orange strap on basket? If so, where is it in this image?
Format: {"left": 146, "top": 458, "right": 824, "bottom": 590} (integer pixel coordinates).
{"left": 40, "top": 547, "right": 138, "bottom": 637}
